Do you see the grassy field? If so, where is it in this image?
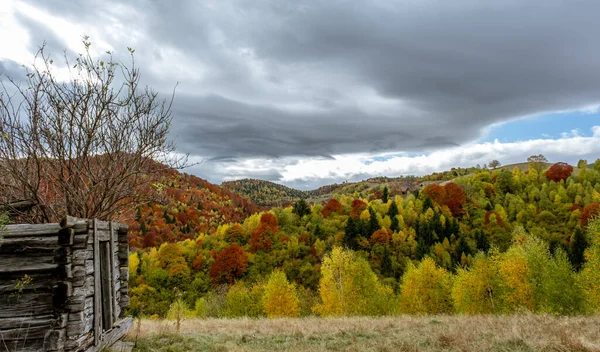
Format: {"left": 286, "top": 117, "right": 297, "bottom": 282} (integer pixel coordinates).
{"left": 123, "top": 315, "right": 600, "bottom": 352}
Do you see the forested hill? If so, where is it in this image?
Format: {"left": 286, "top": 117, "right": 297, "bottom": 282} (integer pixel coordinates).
{"left": 221, "top": 166, "right": 482, "bottom": 207}
{"left": 221, "top": 179, "right": 307, "bottom": 207}
{"left": 128, "top": 159, "right": 600, "bottom": 317}
{"left": 127, "top": 172, "right": 260, "bottom": 249}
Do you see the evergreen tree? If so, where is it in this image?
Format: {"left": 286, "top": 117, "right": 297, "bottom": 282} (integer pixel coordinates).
{"left": 570, "top": 228, "right": 588, "bottom": 271}
{"left": 368, "top": 207, "right": 379, "bottom": 236}
{"left": 475, "top": 230, "right": 490, "bottom": 254}
{"left": 422, "top": 196, "right": 434, "bottom": 211}
{"left": 388, "top": 201, "right": 400, "bottom": 232}
{"left": 344, "top": 217, "right": 358, "bottom": 250}
{"left": 416, "top": 238, "right": 428, "bottom": 260}
{"left": 382, "top": 186, "right": 389, "bottom": 203}
{"left": 381, "top": 247, "right": 393, "bottom": 277}
{"left": 292, "top": 199, "right": 311, "bottom": 218}
{"left": 140, "top": 221, "right": 147, "bottom": 235}
{"left": 313, "top": 224, "right": 324, "bottom": 240}
{"left": 455, "top": 236, "right": 471, "bottom": 263}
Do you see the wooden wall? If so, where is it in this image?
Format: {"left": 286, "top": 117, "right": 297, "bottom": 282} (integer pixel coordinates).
{"left": 0, "top": 217, "right": 131, "bottom": 352}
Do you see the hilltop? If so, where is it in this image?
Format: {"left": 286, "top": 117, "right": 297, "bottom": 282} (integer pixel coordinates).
{"left": 126, "top": 171, "right": 261, "bottom": 249}
{"left": 221, "top": 166, "right": 481, "bottom": 207}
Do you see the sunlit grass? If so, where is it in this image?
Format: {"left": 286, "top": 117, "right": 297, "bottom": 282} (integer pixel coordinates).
{"left": 127, "top": 314, "right": 600, "bottom": 351}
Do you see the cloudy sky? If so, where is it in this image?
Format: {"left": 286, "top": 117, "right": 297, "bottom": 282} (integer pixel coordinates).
{"left": 2, "top": 0, "right": 600, "bottom": 190}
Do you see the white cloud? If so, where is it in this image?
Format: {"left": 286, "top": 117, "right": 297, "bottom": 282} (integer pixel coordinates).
{"left": 198, "top": 126, "right": 600, "bottom": 189}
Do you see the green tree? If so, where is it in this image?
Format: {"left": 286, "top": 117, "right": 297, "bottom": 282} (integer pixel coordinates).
{"left": 387, "top": 201, "right": 400, "bottom": 232}
{"left": 380, "top": 247, "right": 393, "bottom": 278}
{"left": 343, "top": 217, "right": 358, "bottom": 250}
{"left": 382, "top": 187, "right": 389, "bottom": 203}
{"left": 368, "top": 207, "right": 380, "bottom": 236}
{"left": 570, "top": 228, "right": 588, "bottom": 271}
{"left": 292, "top": 199, "right": 311, "bottom": 218}
{"left": 527, "top": 154, "right": 548, "bottom": 173}
{"left": 579, "top": 217, "right": 600, "bottom": 312}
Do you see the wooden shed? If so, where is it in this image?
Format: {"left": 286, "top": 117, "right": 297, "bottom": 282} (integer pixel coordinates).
{"left": 0, "top": 217, "right": 132, "bottom": 351}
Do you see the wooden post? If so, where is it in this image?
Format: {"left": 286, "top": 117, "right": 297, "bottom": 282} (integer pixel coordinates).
{"left": 100, "top": 242, "right": 113, "bottom": 331}
{"left": 93, "top": 219, "right": 101, "bottom": 346}
{"left": 109, "top": 221, "right": 116, "bottom": 326}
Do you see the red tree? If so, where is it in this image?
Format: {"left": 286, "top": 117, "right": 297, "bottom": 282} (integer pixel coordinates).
{"left": 370, "top": 229, "right": 392, "bottom": 245}
{"left": 249, "top": 213, "right": 279, "bottom": 252}
{"left": 350, "top": 199, "right": 367, "bottom": 219}
{"left": 422, "top": 184, "right": 447, "bottom": 206}
{"left": 546, "top": 162, "right": 574, "bottom": 182}
{"left": 421, "top": 182, "right": 466, "bottom": 217}
{"left": 580, "top": 202, "right": 600, "bottom": 228}
{"left": 321, "top": 199, "right": 344, "bottom": 217}
{"left": 210, "top": 244, "right": 248, "bottom": 285}
{"left": 444, "top": 182, "right": 467, "bottom": 217}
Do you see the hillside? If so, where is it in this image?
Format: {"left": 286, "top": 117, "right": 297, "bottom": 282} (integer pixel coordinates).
{"left": 129, "top": 161, "right": 600, "bottom": 317}
{"left": 126, "top": 171, "right": 261, "bottom": 249}
{"left": 221, "top": 179, "right": 306, "bottom": 207}
{"left": 222, "top": 166, "right": 479, "bottom": 207}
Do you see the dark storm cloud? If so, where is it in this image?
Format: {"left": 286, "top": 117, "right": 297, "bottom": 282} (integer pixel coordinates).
{"left": 13, "top": 0, "right": 600, "bottom": 184}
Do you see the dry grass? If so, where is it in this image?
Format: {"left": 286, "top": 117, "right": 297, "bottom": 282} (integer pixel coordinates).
{"left": 127, "top": 314, "right": 600, "bottom": 352}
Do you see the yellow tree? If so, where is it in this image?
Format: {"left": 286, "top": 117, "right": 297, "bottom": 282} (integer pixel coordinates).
{"left": 314, "top": 247, "right": 393, "bottom": 316}
{"left": 497, "top": 247, "right": 535, "bottom": 312}
{"left": 262, "top": 270, "right": 300, "bottom": 318}
{"left": 579, "top": 217, "right": 600, "bottom": 312}
{"left": 399, "top": 257, "right": 454, "bottom": 314}
{"left": 452, "top": 253, "right": 500, "bottom": 314}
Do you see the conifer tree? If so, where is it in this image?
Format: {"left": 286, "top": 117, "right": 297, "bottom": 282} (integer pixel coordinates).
{"left": 570, "top": 228, "right": 588, "bottom": 271}
{"left": 382, "top": 186, "right": 389, "bottom": 203}
{"left": 344, "top": 217, "right": 358, "bottom": 250}
{"left": 387, "top": 201, "right": 400, "bottom": 232}
{"left": 381, "top": 247, "right": 393, "bottom": 277}
{"left": 368, "top": 207, "right": 380, "bottom": 236}
{"left": 475, "top": 230, "right": 491, "bottom": 254}
{"left": 292, "top": 199, "right": 311, "bottom": 218}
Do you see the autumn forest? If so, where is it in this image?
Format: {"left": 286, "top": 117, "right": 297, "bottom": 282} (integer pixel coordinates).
{"left": 125, "top": 159, "right": 600, "bottom": 319}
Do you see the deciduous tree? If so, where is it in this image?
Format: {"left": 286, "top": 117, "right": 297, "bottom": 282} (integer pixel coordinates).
{"left": 210, "top": 244, "right": 248, "bottom": 285}
{"left": 0, "top": 39, "right": 186, "bottom": 222}
{"left": 262, "top": 271, "right": 300, "bottom": 318}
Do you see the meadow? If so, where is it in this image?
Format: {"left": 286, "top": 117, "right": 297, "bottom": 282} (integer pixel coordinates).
{"left": 126, "top": 315, "right": 600, "bottom": 352}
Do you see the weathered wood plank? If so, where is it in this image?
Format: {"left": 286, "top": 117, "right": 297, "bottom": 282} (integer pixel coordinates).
{"left": 65, "top": 331, "right": 93, "bottom": 351}
{"left": 93, "top": 219, "right": 101, "bottom": 347}
{"left": 90, "top": 317, "right": 133, "bottom": 352}
{"left": 100, "top": 242, "right": 114, "bottom": 331}
{"left": 109, "top": 222, "right": 117, "bottom": 325}
{"left": 0, "top": 291, "right": 54, "bottom": 318}
{"left": 96, "top": 229, "right": 111, "bottom": 242}
{"left": 0, "top": 254, "right": 58, "bottom": 274}
{"left": 60, "top": 215, "right": 88, "bottom": 229}
{"left": 0, "top": 324, "right": 54, "bottom": 340}
{"left": 3, "top": 223, "right": 60, "bottom": 237}
{"left": 118, "top": 223, "right": 129, "bottom": 233}
{"left": 0, "top": 314, "right": 55, "bottom": 330}
{"left": 0, "top": 236, "right": 59, "bottom": 251}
